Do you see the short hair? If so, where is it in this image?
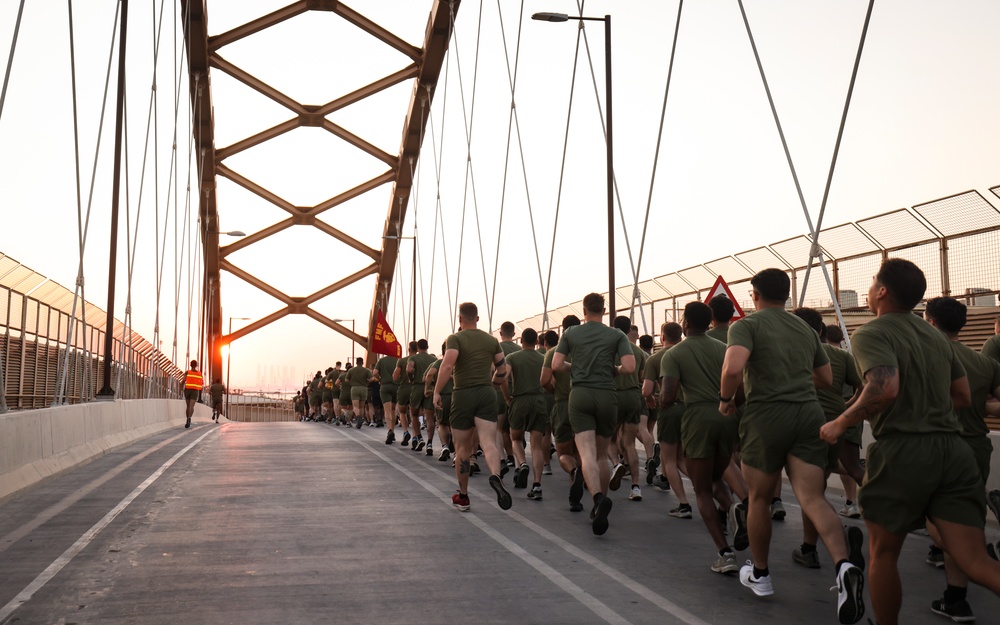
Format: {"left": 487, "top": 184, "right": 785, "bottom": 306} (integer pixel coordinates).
{"left": 521, "top": 328, "right": 538, "bottom": 346}
{"left": 630, "top": 325, "right": 638, "bottom": 334}
{"left": 751, "top": 268, "right": 790, "bottom": 304}
{"left": 925, "top": 296, "right": 967, "bottom": 334}
{"left": 336, "top": 361, "right": 342, "bottom": 367}
{"left": 500, "top": 321, "right": 516, "bottom": 337}
{"left": 825, "top": 324, "right": 844, "bottom": 343}
{"left": 792, "top": 307, "right": 825, "bottom": 337}
{"left": 543, "top": 330, "right": 559, "bottom": 348}
{"left": 639, "top": 334, "right": 654, "bottom": 351}
{"left": 459, "top": 302, "right": 478, "bottom": 320}
{"left": 612, "top": 315, "right": 631, "bottom": 333}
{"left": 875, "top": 258, "right": 926, "bottom": 310}
{"left": 214, "top": 378, "right": 221, "bottom": 384}
{"left": 562, "top": 314, "right": 581, "bottom": 330}
{"left": 356, "top": 356, "right": 364, "bottom": 365}
{"left": 683, "top": 301, "right": 713, "bottom": 333}
{"left": 190, "top": 360, "right": 198, "bottom": 368}
{"left": 708, "top": 295, "right": 735, "bottom": 324}
{"left": 417, "top": 338, "right": 428, "bottom": 350}
{"left": 663, "top": 322, "right": 683, "bottom": 344}
{"left": 408, "top": 341, "right": 418, "bottom": 352}
{"left": 582, "top": 292, "right": 605, "bottom": 315}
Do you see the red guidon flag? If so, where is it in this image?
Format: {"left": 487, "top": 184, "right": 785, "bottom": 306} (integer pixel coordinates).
{"left": 371, "top": 309, "right": 403, "bottom": 357}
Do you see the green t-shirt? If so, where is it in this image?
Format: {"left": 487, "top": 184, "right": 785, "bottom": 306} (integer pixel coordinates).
{"left": 951, "top": 340, "right": 1000, "bottom": 438}
{"left": 816, "top": 344, "right": 862, "bottom": 418}
{"left": 497, "top": 340, "right": 521, "bottom": 398}
{"left": 428, "top": 358, "right": 454, "bottom": 394}
{"left": 643, "top": 347, "right": 667, "bottom": 386}
{"left": 981, "top": 334, "right": 1000, "bottom": 364}
{"left": 347, "top": 366, "right": 371, "bottom": 387}
{"left": 727, "top": 307, "right": 829, "bottom": 404}
{"left": 542, "top": 347, "right": 572, "bottom": 401}
{"left": 661, "top": 335, "right": 726, "bottom": 404}
{"left": 507, "top": 348, "right": 544, "bottom": 396}
{"left": 446, "top": 328, "right": 502, "bottom": 390}
{"left": 409, "top": 352, "right": 437, "bottom": 386}
{"left": 210, "top": 382, "right": 226, "bottom": 401}
{"left": 851, "top": 312, "right": 965, "bottom": 438}
{"left": 395, "top": 355, "right": 412, "bottom": 387}
{"left": 706, "top": 324, "right": 730, "bottom": 344}
{"left": 374, "top": 356, "right": 398, "bottom": 389}
{"left": 615, "top": 342, "right": 647, "bottom": 390}
{"left": 555, "top": 322, "right": 633, "bottom": 391}
{"left": 338, "top": 370, "right": 351, "bottom": 391}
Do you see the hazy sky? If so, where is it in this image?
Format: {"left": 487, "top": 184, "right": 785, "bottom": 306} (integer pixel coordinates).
{"left": 2, "top": 0, "right": 999, "bottom": 392}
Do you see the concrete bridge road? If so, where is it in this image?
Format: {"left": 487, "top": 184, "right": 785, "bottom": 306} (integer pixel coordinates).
{"left": 2, "top": 420, "right": 998, "bottom": 624}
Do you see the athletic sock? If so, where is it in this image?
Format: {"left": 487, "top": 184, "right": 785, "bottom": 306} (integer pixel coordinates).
{"left": 532, "top": 482, "right": 541, "bottom": 488}
{"left": 593, "top": 492, "right": 603, "bottom": 504}
{"left": 800, "top": 542, "right": 817, "bottom": 554}
{"left": 752, "top": 565, "right": 769, "bottom": 579}
{"left": 943, "top": 584, "right": 967, "bottom": 604}
{"left": 835, "top": 558, "right": 851, "bottom": 571}
{"left": 771, "top": 497, "right": 782, "bottom": 504}
{"left": 719, "top": 548, "right": 733, "bottom": 557}
{"left": 845, "top": 499, "right": 854, "bottom": 506}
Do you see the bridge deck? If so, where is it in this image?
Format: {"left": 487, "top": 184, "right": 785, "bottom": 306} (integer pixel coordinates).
{"left": 2, "top": 419, "right": 998, "bottom": 624}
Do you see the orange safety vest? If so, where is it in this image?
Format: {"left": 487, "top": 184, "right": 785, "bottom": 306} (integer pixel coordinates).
{"left": 184, "top": 369, "right": 203, "bottom": 390}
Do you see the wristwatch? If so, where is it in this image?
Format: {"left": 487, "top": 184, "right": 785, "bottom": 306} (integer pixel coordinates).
{"left": 719, "top": 393, "right": 733, "bottom": 403}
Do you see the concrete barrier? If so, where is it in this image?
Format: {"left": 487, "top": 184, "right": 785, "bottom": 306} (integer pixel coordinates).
{"left": 0, "top": 399, "right": 213, "bottom": 502}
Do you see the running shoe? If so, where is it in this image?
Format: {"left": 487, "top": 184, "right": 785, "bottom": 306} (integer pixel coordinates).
{"left": 771, "top": 499, "right": 786, "bottom": 521}
{"left": 839, "top": 502, "right": 861, "bottom": 519}
{"left": 569, "top": 467, "right": 585, "bottom": 510}
{"left": 413, "top": 437, "right": 423, "bottom": 451}
{"left": 792, "top": 546, "right": 821, "bottom": 569}
{"left": 926, "top": 546, "right": 945, "bottom": 569}
{"left": 543, "top": 464, "right": 553, "bottom": 475}
{"left": 514, "top": 463, "right": 530, "bottom": 489}
{"left": 500, "top": 462, "right": 509, "bottom": 479}
{"left": 729, "top": 502, "right": 749, "bottom": 551}
{"left": 505, "top": 455, "right": 516, "bottom": 468}
{"left": 385, "top": 430, "right": 396, "bottom": 445}
{"left": 438, "top": 446, "right": 451, "bottom": 462}
{"left": 609, "top": 463, "right": 627, "bottom": 491}
{"left": 426, "top": 445, "right": 434, "bottom": 457}
{"left": 653, "top": 442, "right": 660, "bottom": 461}
{"left": 712, "top": 551, "right": 740, "bottom": 575}
{"left": 834, "top": 562, "right": 865, "bottom": 624}
{"left": 645, "top": 458, "right": 657, "bottom": 485}
{"left": 628, "top": 485, "right": 642, "bottom": 501}
{"left": 185, "top": 417, "right": 191, "bottom": 429}
{"left": 527, "top": 485, "right": 543, "bottom": 501}
{"left": 652, "top": 475, "right": 671, "bottom": 491}
{"left": 489, "top": 474, "right": 513, "bottom": 510}
{"left": 400, "top": 432, "right": 411, "bottom": 447}
{"left": 987, "top": 489, "right": 1000, "bottom": 525}
{"left": 452, "top": 492, "right": 471, "bottom": 512}
{"left": 469, "top": 461, "right": 481, "bottom": 475}
{"left": 668, "top": 503, "right": 692, "bottom": 519}
{"left": 591, "top": 493, "right": 613, "bottom": 535}
{"left": 930, "top": 597, "right": 975, "bottom": 623}
{"left": 846, "top": 525, "right": 865, "bottom": 571}
{"left": 739, "top": 562, "right": 774, "bottom": 597}
{"left": 355, "top": 415, "right": 363, "bottom": 429}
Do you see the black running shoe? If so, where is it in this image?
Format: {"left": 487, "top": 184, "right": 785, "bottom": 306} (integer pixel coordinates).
{"left": 414, "top": 438, "right": 425, "bottom": 452}
{"left": 835, "top": 563, "right": 865, "bottom": 624}
{"left": 569, "top": 467, "right": 585, "bottom": 510}
{"left": 987, "top": 489, "right": 1000, "bottom": 526}
{"left": 729, "top": 502, "right": 749, "bottom": 551}
{"left": 185, "top": 417, "right": 191, "bottom": 429}
{"left": 514, "top": 463, "right": 530, "bottom": 489}
{"left": 489, "top": 475, "right": 513, "bottom": 510}
{"left": 591, "top": 494, "right": 613, "bottom": 536}
{"left": 931, "top": 597, "right": 975, "bottom": 623}
{"left": 400, "top": 432, "right": 411, "bottom": 447}
{"left": 645, "top": 458, "right": 656, "bottom": 485}
{"left": 438, "top": 447, "right": 451, "bottom": 462}
{"left": 385, "top": 430, "right": 395, "bottom": 445}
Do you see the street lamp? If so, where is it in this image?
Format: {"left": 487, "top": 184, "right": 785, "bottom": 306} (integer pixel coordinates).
{"left": 226, "top": 316, "right": 250, "bottom": 418}
{"left": 333, "top": 318, "right": 356, "bottom": 362}
{"left": 532, "top": 11, "right": 616, "bottom": 319}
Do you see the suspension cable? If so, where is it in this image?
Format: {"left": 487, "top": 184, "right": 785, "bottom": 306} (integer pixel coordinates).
{"left": 0, "top": 0, "right": 26, "bottom": 125}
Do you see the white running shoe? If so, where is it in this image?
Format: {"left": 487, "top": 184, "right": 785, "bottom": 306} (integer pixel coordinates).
{"left": 740, "top": 562, "right": 774, "bottom": 597}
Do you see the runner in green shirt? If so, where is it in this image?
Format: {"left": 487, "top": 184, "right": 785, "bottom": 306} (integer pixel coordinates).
{"left": 981, "top": 315, "right": 1000, "bottom": 364}
{"left": 551, "top": 294, "right": 635, "bottom": 536}
{"left": 407, "top": 339, "right": 438, "bottom": 454}
{"left": 707, "top": 294, "right": 735, "bottom": 344}
{"left": 424, "top": 342, "right": 454, "bottom": 462}
{"left": 346, "top": 357, "right": 374, "bottom": 428}
{"left": 541, "top": 317, "right": 586, "bottom": 511}
{"left": 373, "top": 354, "right": 399, "bottom": 444}
{"left": 502, "top": 329, "right": 548, "bottom": 498}
{"left": 820, "top": 260, "right": 988, "bottom": 625}
{"left": 496, "top": 321, "right": 522, "bottom": 469}
{"left": 435, "top": 302, "right": 512, "bottom": 512}
{"left": 921, "top": 296, "right": 1000, "bottom": 622}
{"left": 723, "top": 269, "right": 864, "bottom": 623}
{"left": 611, "top": 315, "right": 648, "bottom": 501}
{"left": 393, "top": 343, "right": 417, "bottom": 447}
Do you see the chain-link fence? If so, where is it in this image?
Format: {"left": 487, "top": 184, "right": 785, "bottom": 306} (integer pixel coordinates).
{"left": 0, "top": 256, "right": 184, "bottom": 412}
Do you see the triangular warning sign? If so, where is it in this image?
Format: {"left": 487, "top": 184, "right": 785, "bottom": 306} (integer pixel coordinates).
{"left": 703, "top": 275, "right": 746, "bottom": 320}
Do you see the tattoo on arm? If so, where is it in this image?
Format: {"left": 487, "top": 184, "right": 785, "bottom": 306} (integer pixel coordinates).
{"left": 852, "top": 365, "right": 896, "bottom": 422}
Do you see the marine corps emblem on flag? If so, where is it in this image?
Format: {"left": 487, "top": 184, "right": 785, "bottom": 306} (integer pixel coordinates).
{"left": 372, "top": 309, "right": 403, "bottom": 357}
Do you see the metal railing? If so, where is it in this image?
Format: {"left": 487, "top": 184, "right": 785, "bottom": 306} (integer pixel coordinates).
{"left": 224, "top": 394, "right": 297, "bottom": 422}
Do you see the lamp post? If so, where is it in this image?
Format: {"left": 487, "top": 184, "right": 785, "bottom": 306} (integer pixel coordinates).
{"left": 226, "top": 316, "right": 249, "bottom": 419}
{"left": 532, "top": 11, "right": 616, "bottom": 320}
{"left": 333, "top": 318, "right": 356, "bottom": 362}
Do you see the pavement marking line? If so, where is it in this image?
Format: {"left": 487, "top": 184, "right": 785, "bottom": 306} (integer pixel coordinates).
{"left": 0, "top": 427, "right": 219, "bottom": 624}
{"left": 329, "top": 427, "right": 633, "bottom": 625}
{"left": 335, "top": 425, "right": 713, "bottom": 625}
{"left": 0, "top": 428, "right": 202, "bottom": 553}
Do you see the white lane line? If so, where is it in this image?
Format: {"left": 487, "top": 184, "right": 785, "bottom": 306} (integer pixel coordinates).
{"left": 337, "top": 426, "right": 713, "bottom": 625}
{"left": 0, "top": 427, "right": 218, "bottom": 623}
{"left": 336, "top": 429, "right": 633, "bottom": 625}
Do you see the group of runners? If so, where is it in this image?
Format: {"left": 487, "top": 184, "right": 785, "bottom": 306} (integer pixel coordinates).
{"left": 293, "top": 258, "right": 1000, "bottom": 625}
